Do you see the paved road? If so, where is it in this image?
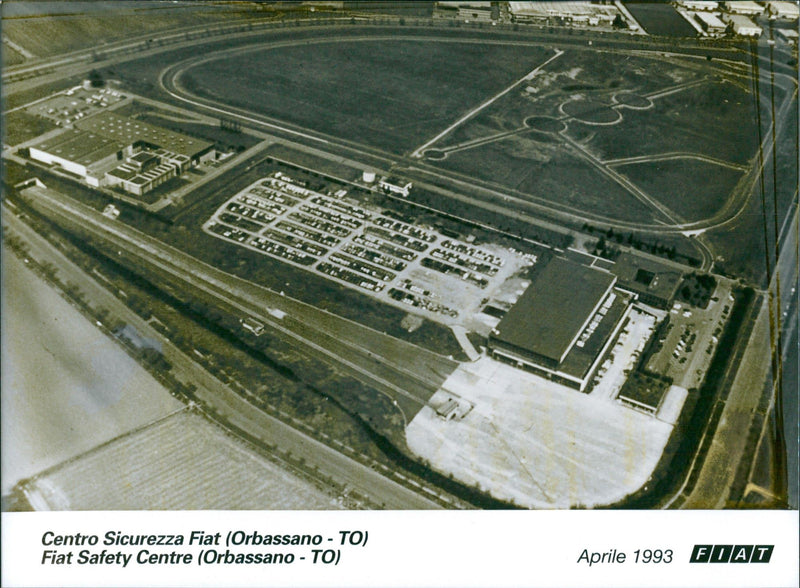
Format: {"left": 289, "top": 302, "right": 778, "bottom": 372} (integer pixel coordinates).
{"left": 604, "top": 152, "right": 749, "bottom": 172}
{"left": 410, "top": 48, "right": 565, "bottom": 158}
{"left": 3, "top": 204, "right": 444, "bottom": 510}
{"left": 681, "top": 205, "right": 799, "bottom": 508}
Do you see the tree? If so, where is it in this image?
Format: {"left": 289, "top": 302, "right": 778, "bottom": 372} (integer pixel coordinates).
{"left": 88, "top": 69, "right": 104, "bottom": 88}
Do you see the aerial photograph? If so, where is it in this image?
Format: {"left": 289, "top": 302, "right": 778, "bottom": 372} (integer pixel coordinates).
{"left": 1, "top": 0, "right": 798, "bottom": 513}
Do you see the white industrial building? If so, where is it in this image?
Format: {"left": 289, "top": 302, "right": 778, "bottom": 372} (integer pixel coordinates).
{"left": 695, "top": 11, "right": 728, "bottom": 33}
{"left": 722, "top": 1, "right": 765, "bottom": 16}
{"left": 508, "top": 1, "right": 621, "bottom": 26}
{"left": 777, "top": 27, "right": 799, "bottom": 44}
{"left": 28, "top": 111, "right": 214, "bottom": 197}
{"left": 379, "top": 177, "right": 413, "bottom": 197}
{"left": 767, "top": 1, "right": 800, "bottom": 19}
{"left": 724, "top": 12, "right": 763, "bottom": 35}
{"left": 75, "top": 111, "right": 215, "bottom": 167}
{"left": 435, "top": 1, "right": 495, "bottom": 21}
{"left": 679, "top": 1, "right": 720, "bottom": 11}
{"left": 28, "top": 129, "right": 124, "bottom": 187}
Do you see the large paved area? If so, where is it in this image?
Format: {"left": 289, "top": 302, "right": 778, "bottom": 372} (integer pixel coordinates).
{"left": 406, "top": 357, "right": 673, "bottom": 508}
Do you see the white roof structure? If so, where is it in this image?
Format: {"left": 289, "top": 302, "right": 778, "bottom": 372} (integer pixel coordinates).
{"left": 723, "top": 1, "right": 765, "bottom": 15}
{"left": 724, "top": 12, "right": 764, "bottom": 35}
{"left": 679, "top": 1, "right": 720, "bottom": 10}
{"left": 767, "top": 1, "right": 800, "bottom": 19}
{"left": 695, "top": 11, "right": 728, "bottom": 30}
{"left": 437, "top": 1, "right": 491, "bottom": 6}
{"left": 508, "top": 1, "right": 619, "bottom": 21}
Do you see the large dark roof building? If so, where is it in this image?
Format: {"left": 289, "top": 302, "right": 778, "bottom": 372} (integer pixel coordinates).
{"left": 492, "top": 257, "right": 615, "bottom": 366}
{"left": 489, "top": 257, "right": 631, "bottom": 391}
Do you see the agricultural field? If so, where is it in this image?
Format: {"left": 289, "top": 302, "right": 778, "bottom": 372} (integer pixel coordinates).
{"left": 1, "top": 248, "right": 181, "bottom": 495}
{"left": 582, "top": 80, "right": 763, "bottom": 166}
{"left": 1, "top": 2, "right": 257, "bottom": 60}
{"left": 437, "top": 47, "right": 705, "bottom": 142}
{"left": 420, "top": 47, "right": 764, "bottom": 226}
{"left": 2, "top": 110, "right": 59, "bottom": 146}
{"left": 2, "top": 43, "right": 26, "bottom": 67}
{"left": 704, "top": 94, "right": 798, "bottom": 284}
{"left": 25, "top": 409, "right": 342, "bottom": 510}
{"left": 436, "top": 137, "right": 660, "bottom": 223}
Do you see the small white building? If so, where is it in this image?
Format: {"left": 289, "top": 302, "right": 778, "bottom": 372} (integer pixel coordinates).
{"left": 102, "top": 204, "right": 121, "bottom": 219}
{"left": 723, "top": 1, "right": 765, "bottom": 16}
{"left": 379, "top": 177, "right": 413, "bottom": 197}
{"left": 724, "top": 13, "right": 763, "bottom": 35}
{"left": 436, "top": 1, "right": 494, "bottom": 21}
{"left": 241, "top": 317, "right": 265, "bottom": 336}
{"left": 767, "top": 1, "right": 800, "bottom": 20}
{"left": 777, "top": 27, "right": 799, "bottom": 44}
{"left": 679, "top": 1, "right": 719, "bottom": 11}
{"left": 456, "top": 5, "right": 494, "bottom": 22}
{"left": 695, "top": 11, "right": 728, "bottom": 32}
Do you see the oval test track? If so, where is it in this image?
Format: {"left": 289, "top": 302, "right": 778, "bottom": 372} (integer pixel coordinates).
{"left": 156, "top": 30, "right": 792, "bottom": 241}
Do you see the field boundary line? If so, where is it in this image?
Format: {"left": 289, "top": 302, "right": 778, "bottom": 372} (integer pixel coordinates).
{"left": 22, "top": 406, "right": 191, "bottom": 485}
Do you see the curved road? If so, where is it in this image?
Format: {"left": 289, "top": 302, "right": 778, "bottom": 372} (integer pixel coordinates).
{"left": 7, "top": 21, "right": 793, "bottom": 251}
{"left": 153, "top": 31, "right": 796, "bottom": 264}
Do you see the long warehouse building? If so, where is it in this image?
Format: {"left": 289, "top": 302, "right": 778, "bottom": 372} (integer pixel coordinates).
{"left": 489, "top": 257, "right": 632, "bottom": 391}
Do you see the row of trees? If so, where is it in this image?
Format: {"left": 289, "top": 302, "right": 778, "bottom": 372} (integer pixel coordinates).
{"left": 583, "top": 223, "right": 699, "bottom": 266}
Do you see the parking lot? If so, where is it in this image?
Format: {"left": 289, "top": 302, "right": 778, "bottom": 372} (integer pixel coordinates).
{"left": 26, "top": 85, "right": 127, "bottom": 126}
{"left": 589, "top": 307, "right": 656, "bottom": 401}
{"left": 646, "top": 281, "right": 734, "bottom": 390}
{"left": 203, "top": 174, "right": 532, "bottom": 326}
